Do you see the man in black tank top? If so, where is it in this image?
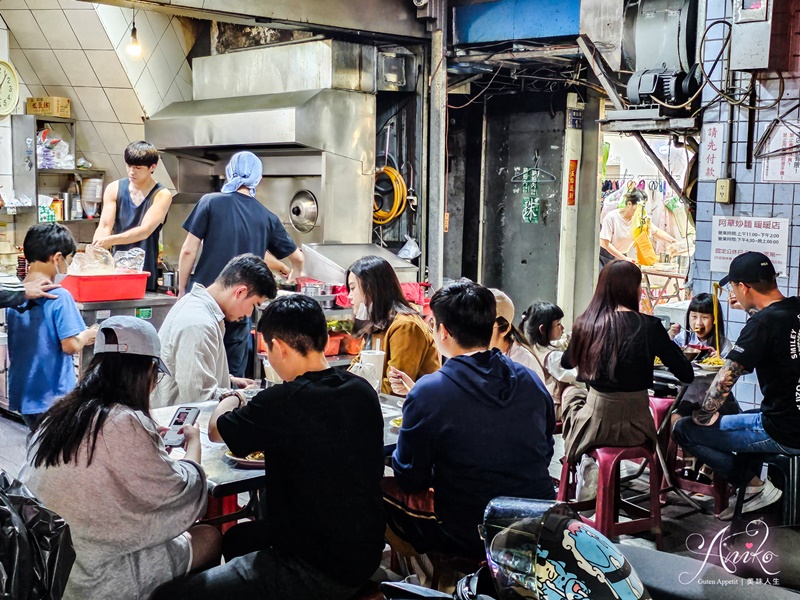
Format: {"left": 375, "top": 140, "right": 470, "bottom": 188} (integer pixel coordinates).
{"left": 92, "top": 141, "right": 173, "bottom": 292}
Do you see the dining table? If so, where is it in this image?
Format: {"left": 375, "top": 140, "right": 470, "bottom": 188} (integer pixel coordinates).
{"left": 651, "top": 364, "right": 721, "bottom": 512}
{"left": 151, "top": 391, "right": 405, "bottom": 526}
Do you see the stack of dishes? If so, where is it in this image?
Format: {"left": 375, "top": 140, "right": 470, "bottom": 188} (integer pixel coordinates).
{"left": 80, "top": 178, "right": 103, "bottom": 218}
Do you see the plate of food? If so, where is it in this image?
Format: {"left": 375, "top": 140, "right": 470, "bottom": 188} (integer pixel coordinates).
{"left": 653, "top": 357, "right": 667, "bottom": 370}
{"left": 225, "top": 449, "right": 265, "bottom": 468}
{"left": 698, "top": 356, "right": 725, "bottom": 372}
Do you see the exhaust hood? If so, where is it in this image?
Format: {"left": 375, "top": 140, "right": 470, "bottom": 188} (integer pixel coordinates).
{"left": 146, "top": 38, "right": 377, "bottom": 252}
{"left": 145, "top": 88, "right": 375, "bottom": 166}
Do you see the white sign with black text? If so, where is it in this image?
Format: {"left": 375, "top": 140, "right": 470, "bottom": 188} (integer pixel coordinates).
{"left": 710, "top": 216, "right": 789, "bottom": 275}
{"left": 699, "top": 123, "right": 724, "bottom": 181}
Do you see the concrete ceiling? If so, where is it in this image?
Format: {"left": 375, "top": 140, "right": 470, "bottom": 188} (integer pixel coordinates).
{"left": 85, "top": 0, "right": 429, "bottom": 41}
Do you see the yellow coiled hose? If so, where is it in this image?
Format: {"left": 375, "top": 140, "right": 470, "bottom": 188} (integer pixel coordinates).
{"left": 373, "top": 165, "right": 407, "bottom": 225}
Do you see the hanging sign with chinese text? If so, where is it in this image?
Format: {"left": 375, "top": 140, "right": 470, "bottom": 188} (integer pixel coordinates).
{"left": 761, "top": 122, "right": 800, "bottom": 182}
{"left": 521, "top": 168, "right": 540, "bottom": 224}
{"left": 710, "top": 216, "right": 789, "bottom": 275}
{"left": 699, "top": 123, "right": 724, "bottom": 181}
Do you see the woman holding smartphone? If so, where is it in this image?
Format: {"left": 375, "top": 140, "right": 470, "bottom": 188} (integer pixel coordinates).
{"left": 20, "top": 316, "right": 221, "bottom": 600}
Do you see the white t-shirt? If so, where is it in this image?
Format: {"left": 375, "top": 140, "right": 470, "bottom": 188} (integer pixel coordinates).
{"left": 600, "top": 210, "right": 635, "bottom": 256}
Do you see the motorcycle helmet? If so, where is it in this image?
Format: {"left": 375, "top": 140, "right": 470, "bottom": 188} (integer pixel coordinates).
{"left": 480, "top": 497, "right": 651, "bottom": 600}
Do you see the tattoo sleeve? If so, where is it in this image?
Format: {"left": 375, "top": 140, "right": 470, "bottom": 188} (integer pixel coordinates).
{"left": 692, "top": 359, "right": 746, "bottom": 426}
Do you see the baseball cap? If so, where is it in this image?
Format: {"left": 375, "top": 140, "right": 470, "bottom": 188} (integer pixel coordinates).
{"left": 94, "top": 315, "right": 170, "bottom": 375}
{"left": 490, "top": 288, "right": 515, "bottom": 324}
{"left": 719, "top": 251, "right": 777, "bottom": 286}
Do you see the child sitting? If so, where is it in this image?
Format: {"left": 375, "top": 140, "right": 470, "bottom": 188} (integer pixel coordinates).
{"left": 7, "top": 223, "right": 97, "bottom": 429}
{"left": 670, "top": 292, "right": 740, "bottom": 482}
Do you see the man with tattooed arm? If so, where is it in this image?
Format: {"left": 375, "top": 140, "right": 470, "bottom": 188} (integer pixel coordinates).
{"left": 673, "top": 252, "right": 800, "bottom": 520}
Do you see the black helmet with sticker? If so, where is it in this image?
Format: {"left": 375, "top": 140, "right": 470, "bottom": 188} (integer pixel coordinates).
{"left": 480, "top": 497, "right": 651, "bottom": 600}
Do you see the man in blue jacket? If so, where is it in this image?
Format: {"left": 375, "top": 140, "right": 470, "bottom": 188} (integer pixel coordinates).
{"left": 384, "top": 279, "right": 555, "bottom": 560}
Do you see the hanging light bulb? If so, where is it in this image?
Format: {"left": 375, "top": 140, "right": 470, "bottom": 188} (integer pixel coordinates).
{"left": 126, "top": 11, "right": 141, "bottom": 57}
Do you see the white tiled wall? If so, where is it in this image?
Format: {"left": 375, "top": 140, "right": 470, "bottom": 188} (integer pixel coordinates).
{"left": 1, "top": 15, "right": 14, "bottom": 203}
{"left": 694, "top": 0, "right": 800, "bottom": 408}
{"left": 0, "top": 2, "right": 198, "bottom": 188}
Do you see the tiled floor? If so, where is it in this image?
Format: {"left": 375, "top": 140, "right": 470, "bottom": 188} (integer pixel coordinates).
{"left": 0, "top": 411, "right": 28, "bottom": 478}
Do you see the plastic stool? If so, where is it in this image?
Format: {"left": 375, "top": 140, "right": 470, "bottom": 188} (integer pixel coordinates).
{"left": 558, "top": 445, "right": 662, "bottom": 549}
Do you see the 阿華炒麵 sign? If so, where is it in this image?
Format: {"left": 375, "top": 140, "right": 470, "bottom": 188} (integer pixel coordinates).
{"left": 710, "top": 216, "right": 789, "bottom": 275}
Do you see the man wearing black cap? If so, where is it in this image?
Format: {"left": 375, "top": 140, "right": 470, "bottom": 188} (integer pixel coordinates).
{"left": 673, "top": 252, "right": 800, "bottom": 520}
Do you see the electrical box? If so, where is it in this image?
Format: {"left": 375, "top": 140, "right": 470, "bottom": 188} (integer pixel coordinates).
{"left": 715, "top": 178, "right": 735, "bottom": 204}
{"left": 730, "top": 0, "right": 792, "bottom": 71}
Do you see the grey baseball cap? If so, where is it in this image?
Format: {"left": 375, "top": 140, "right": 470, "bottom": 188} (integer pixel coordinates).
{"left": 94, "top": 315, "right": 170, "bottom": 375}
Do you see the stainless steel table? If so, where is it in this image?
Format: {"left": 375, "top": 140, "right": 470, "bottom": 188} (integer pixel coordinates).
{"left": 151, "top": 392, "right": 403, "bottom": 499}
{"left": 76, "top": 293, "right": 178, "bottom": 373}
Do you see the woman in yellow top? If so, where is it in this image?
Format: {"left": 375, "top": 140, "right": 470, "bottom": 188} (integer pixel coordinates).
{"left": 347, "top": 256, "right": 440, "bottom": 394}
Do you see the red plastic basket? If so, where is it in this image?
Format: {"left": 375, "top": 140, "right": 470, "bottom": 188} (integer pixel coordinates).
{"left": 60, "top": 272, "right": 149, "bottom": 302}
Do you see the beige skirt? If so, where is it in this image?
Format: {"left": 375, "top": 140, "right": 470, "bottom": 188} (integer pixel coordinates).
{"left": 561, "top": 388, "right": 656, "bottom": 463}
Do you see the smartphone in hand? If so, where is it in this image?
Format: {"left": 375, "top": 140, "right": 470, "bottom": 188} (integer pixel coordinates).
{"left": 162, "top": 406, "right": 200, "bottom": 447}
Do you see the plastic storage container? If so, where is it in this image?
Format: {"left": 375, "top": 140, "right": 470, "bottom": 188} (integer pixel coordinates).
{"left": 60, "top": 272, "right": 149, "bottom": 302}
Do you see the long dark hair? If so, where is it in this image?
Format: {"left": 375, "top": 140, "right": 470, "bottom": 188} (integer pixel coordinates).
{"left": 685, "top": 292, "right": 726, "bottom": 348}
{"left": 521, "top": 301, "right": 565, "bottom": 348}
{"left": 32, "top": 347, "right": 158, "bottom": 468}
{"left": 568, "top": 260, "right": 642, "bottom": 380}
{"left": 347, "top": 255, "right": 417, "bottom": 336}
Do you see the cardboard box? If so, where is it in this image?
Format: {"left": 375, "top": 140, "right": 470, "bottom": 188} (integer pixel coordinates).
{"left": 26, "top": 97, "right": 71, "bottom": 119}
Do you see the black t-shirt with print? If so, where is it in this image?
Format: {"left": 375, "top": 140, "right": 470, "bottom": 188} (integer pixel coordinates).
{"left": 726, "top": 296, "right": 800, "bottom": 448}
{"left": 217, "top": 368, "right": 386, "bottom": 586}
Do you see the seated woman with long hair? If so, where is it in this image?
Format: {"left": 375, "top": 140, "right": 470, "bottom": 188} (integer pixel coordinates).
{"left": 561, "top": 260, "right": 693, "bottom": 499}
{"left": 20, "top": 316, "right": 221, "bottom": 600}
{"left": 348, "top": 255, "right": 440, "bottom": 395}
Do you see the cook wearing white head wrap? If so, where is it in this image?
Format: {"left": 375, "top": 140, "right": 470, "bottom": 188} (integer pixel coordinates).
{"left": 221, "top": 151, "right": 263, "bottom": 196}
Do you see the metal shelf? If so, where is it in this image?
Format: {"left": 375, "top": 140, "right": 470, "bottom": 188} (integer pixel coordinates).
{"left": 0, "top": 206, "right": 35, "bottom": 215}
{"left": 29, "top": 115, "right": 75, "bottom": 124}
{"left": 324, "top": 307, "right": 353, "bottom": 320}
{"left": 38, "top": 169, "right": 105, "bottom": 176}
{"left": 59, "top": 218, "right": 100, "bottom": 224}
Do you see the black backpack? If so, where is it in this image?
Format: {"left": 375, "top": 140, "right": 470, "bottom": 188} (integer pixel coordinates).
{"left": 0, "top": 471, "right": 74, "bottom": 600}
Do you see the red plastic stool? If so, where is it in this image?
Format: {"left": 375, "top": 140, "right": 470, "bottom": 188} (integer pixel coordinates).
{"left": 203, "top": 495, "right": 244, "bottom": 533}
{"left": 557, "top": 445, "right": 663, "bottom": 549}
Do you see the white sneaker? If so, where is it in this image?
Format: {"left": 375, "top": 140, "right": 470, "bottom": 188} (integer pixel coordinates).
{"left": 719, "top": 479, "right": 782, "bottom": 521}
{"left": 576, "top": 456, "right": 599, "bottom": 502}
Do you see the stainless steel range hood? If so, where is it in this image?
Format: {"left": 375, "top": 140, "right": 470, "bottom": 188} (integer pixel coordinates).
{"left": 146, "top": 39, "right": 377, "bottom": 253}
{"left": 146, "top": 87, "right": 375, "bottom": 178}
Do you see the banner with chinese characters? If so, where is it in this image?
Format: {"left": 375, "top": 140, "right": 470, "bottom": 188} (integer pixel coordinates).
{"left": 761, "top": 122, "right": 800, "bottom": 182}
{"left": 699, "top": 123, "right": 724, "bottom": 181}
{"left": 710, "top": 216, "right": 789, "bottom": 275}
